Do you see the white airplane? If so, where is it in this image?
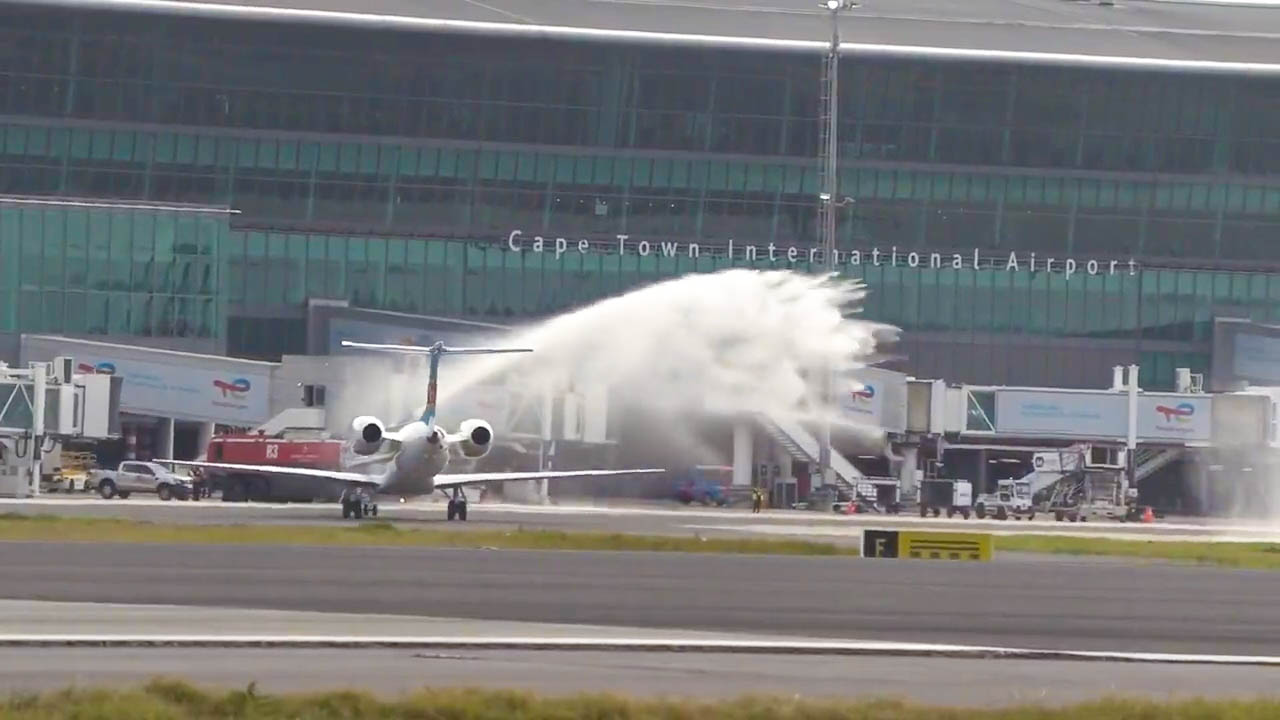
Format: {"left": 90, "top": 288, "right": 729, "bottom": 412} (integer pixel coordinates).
{"left": 159, "top": 340, "right": 664, "bottom": 521}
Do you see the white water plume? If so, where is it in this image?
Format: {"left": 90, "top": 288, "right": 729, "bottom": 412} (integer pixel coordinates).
{"left": 431, "top": 268, "right": 898, "bottom": 435}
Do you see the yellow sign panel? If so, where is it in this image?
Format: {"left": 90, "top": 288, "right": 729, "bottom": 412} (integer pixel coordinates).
{"left": 898, "top": 531, "right": 993, "bottom": 562}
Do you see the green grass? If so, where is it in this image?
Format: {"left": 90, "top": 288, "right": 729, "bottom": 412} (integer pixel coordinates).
{"left": 0, "top": 513, "right": 858, "bottom": 556}
{"left": 4, "top": 513, "right": 1280, "bottom": 570}
{"left": 2, "top": 679, "right": 1279, "bottom": 719}
{"left": 997, "top": 534, "right": 1280, "bottom": 571}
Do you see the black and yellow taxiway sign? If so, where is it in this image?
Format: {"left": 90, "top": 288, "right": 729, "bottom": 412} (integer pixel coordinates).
{"left": 861, "top": 529, "right": 992, "bottom": 562}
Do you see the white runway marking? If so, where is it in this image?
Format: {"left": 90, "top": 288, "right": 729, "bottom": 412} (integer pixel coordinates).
{"left": 2, "top": 634, "right": 1278, "bottom": 666}
{"left": 682, "top": 523, "right": 1280, "bottom": 544}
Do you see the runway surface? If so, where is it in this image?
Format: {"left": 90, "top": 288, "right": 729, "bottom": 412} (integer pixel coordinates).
{"left": 9, "top": 646, "right": 1280, "bottom": 705}
{"left": 6, "top": 496, "right": 1279, "bottom": 544}
{"left": 4, "top": 540, "right": 1280, "bottom": 657}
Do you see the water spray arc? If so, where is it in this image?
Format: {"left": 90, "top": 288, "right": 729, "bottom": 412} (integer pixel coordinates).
{"left": 400, "top": 270, "right": 894, "bottom": 479}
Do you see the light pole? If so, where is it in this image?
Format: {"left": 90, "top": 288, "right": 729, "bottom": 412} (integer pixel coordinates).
{"left": 815, "top": 0, "right": 855, "bottom": 491}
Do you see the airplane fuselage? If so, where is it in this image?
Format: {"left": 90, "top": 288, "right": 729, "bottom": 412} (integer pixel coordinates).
{"left": 338, "top": 420, "right": 450, "bottom": 498}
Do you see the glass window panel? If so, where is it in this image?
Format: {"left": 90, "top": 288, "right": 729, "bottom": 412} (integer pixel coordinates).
{"left": 84, "top": 209, "right": 110, "bottom": 294}
{"left": 257, "top": 140, "right": 279, "bottom": 169}
{"left": 69, "top": 129, "right": 92, "bottom": 159}
{"left": 4, "top": 126, "right": 27, "bottom": 155}
{"left": 338, "top": 143, "right": 359, "bottom": 173}
{"left": 359, "top": 144, "right": 379, "bottom": 175}
{"left": 497, "top": 152, "right": 518, "bottom": 181}
{"left": 90, "top": 130, "right": 112, "bottom": 160}
{"left": 477, "top": 150, "right": 498, "bottom": 180}
{"left": 23, "top": 127, "right": 47, "bottom": 157}
{"left": 593, "top": 157, "right": 613, "bottom": 185}
{"left": 237, "top": 139, "right": 257, "bottom": 168}
{"left": 195, "top": 136, "right": 217, "bottom": 166}
{"left": 516, "top": 152, "right": 537, "bottom": 182}
{"left": 174, "top": 134, "right": 197, "bottom": 164}
{"left": 65, "top": 210, "right": 89, "bottom": 290}
{"left": 631, "top": 158, "right": 652, "bottom": 188}
{"left": 316, "top": 142, "right": 339, "bottom": 172}
{"left": 455, "top": 150, "right": 475, "bottom": 179}
{"left": 154, "top": 133, "right": 176, "bottom": 163}
{"left": 398, "top": 147, "right": 420, "bottom": 177}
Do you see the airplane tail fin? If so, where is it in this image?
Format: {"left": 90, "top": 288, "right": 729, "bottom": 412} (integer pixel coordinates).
{"left": 339, "top": 340, "right": 533, "bottom": 425}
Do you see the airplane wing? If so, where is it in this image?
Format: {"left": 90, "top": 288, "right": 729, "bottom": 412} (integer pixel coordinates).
{"left": 155, "top": 459, "right": 381, "bottom": 488}
{"left": 434, "top": 468, "right": 665, "bottom": 489}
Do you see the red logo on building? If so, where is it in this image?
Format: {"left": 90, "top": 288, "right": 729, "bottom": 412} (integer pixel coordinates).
{"left": 213, "top": 378, "right": 252, "bottom": 398}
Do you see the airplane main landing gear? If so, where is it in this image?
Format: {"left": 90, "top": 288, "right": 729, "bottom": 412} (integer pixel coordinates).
{"left": 444, "top": 487, "right": 468, "bottom": 522}
{"left": 340, "top": 488, "right": 378, "bottom": 520}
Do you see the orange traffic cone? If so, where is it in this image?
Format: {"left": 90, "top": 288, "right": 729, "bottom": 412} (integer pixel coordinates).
{"left": 1141, "top": 506, "right": 1154, "bottom": 523}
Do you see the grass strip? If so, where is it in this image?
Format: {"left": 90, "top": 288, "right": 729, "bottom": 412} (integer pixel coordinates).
{"left": 3, "top": 679, "right": 1279, "bottom": 719}
{"left": 4, "top": 513, "right": 1280, "bottom": 569}
{"left": 996, "top": 534, "right": 1280, "bottom": 571}
{"left": 0, "top": 513, "right": 858, "bottom": 556}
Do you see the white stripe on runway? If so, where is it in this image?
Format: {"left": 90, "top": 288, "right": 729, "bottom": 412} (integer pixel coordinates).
{"left": 2, "top": 635, "right": 1279, "bottom": 665}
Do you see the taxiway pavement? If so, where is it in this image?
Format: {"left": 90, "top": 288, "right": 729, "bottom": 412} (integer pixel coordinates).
{"left": 3, "top": 540, "right": 1279, "bottom": 657}
{"left": 8, "top": 646, "right": 1280, "bottom": 705}
{"left": 4, "top": 496, "right": 1276, "bottom": 544}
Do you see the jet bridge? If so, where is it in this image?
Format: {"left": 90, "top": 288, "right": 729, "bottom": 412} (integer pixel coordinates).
{"left": 947, "top": 366, "right": 1271, "bottom": 448}
{"left": 937, "top": 365, "right": 1272, "bottom": 510}
{"left": 0, "top": 358, "right": 121, "bottom": 497}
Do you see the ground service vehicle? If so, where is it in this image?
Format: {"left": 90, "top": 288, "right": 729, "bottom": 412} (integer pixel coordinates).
{"left": 1048, "top": 472, "right": 1140, "bottom": 522}
{"left": 91, "top": 461, "right": 192, "bottom": 501}
{"left": 974, "top": 478, "right": 1037, "bottom": 520}
{"left": 918, "top": 479, "right": 972, "bottom": 518}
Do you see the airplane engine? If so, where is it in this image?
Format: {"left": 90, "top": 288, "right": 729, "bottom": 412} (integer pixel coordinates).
{"left": 456, "top": 418, "right": 494, "bottom": 459}
{"left": 350, "top": 415, "right": 386, "bottom": 455}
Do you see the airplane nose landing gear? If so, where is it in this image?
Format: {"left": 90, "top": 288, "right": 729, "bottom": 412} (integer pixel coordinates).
{"left": 444, "top": 487, "right": 468, "bottom": 522}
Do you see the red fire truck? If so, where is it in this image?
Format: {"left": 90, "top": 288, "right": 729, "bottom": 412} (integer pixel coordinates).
{"left": 199, "top": 432, "right": 347, "bottom": 503}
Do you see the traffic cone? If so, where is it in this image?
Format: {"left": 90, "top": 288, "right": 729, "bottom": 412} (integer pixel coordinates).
{"left": 1141, "top": 506, "right": 1154, "bottom": 523}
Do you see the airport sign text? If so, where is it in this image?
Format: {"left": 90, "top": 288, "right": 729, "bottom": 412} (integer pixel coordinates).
{"left": 506, "top": 231, "right": 1137, "bottom": 278}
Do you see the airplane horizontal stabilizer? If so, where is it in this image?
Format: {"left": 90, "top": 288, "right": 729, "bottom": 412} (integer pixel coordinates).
{"left": 340, "top": 340, "right": 532, "bottom": 356}
{"left": 433, "top": 468, "right": 665, "bottom": 489}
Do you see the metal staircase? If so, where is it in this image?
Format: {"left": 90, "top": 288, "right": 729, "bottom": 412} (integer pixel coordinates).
{"left": 1133, "top": 447, "right": 1183, "bottom": 483}
{"left": 757, "top": 414, "right": 865, "bottom": 491}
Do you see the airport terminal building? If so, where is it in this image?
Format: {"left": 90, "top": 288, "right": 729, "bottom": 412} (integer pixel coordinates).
{"left": 0, "top": 0, "right": 1279, "bottom": 392}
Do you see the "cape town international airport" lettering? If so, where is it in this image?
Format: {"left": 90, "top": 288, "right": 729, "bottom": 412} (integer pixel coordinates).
{"left": 506, "top": 230, "right": 1138, "bottom": 278}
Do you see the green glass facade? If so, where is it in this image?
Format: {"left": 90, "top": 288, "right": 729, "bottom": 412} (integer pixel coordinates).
{"left": 0, "top": 5, "right": 1278, "bottom": 386}
{"left": 0, "top": 202, "right": 222, "bottom": 339}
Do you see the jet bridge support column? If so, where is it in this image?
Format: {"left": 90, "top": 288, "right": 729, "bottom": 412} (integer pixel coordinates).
{"left": 732, "top": 419, "right": 753, "bottom": 488}
{"left": 196, "top": 422, "right": 215, "bottom": 459}
{"left": 896, "top": 442, "right": 919, "bottom": 500}
{"left": 157, "top": 417, "right": 175, "bottom": 463}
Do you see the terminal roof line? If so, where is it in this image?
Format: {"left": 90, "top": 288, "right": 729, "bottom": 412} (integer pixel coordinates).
{"left": 28, "top": 0, "right": 1280, "bottom": 75}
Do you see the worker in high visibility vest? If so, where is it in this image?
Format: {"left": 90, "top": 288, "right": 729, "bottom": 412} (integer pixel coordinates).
{"left": 751, "top": 486, "right": 764, "bottom": 514}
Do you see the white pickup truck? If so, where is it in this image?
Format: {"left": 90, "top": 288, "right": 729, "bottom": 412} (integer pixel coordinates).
{"left": 91, "top": 461, "right": 192, "bottom": 501}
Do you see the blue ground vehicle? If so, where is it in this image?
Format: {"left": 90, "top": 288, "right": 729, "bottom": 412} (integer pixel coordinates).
{"left": 673, "top": 465, "right": 732, "bottom": 506}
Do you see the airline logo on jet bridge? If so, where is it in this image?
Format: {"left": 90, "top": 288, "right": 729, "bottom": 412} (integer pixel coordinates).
{"left": 77, "top": 361, "right": 116, "bottom": 375}
{"left": 851, "top": 385, "right": 876, "bottom": 403}
{"left": 1155, "top": 402, "right": 1195, "bottom": 423}
{"left": 213, "top": 377, "right": 252, "bottom": 399}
